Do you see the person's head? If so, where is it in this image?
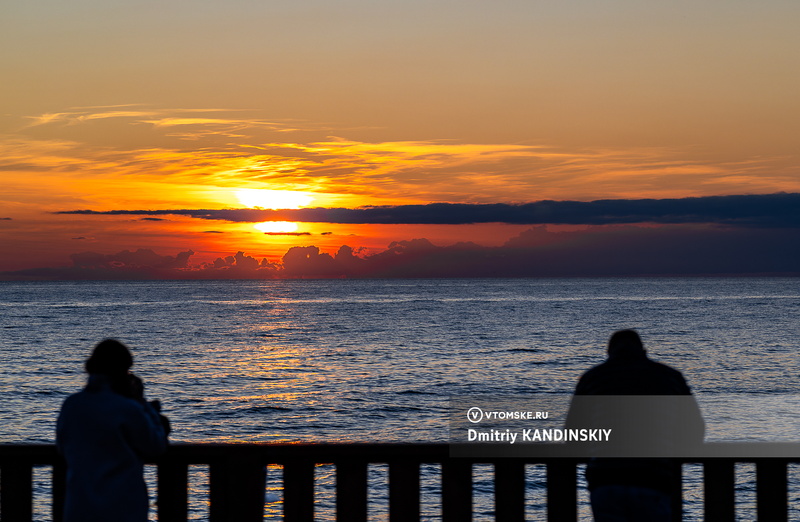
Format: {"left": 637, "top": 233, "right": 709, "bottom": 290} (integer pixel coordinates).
{"left": 85, "top": 339, "right": 133, "bottom": 376}
{"left": 607, "top": 329, "right": 646, "bottom": 359}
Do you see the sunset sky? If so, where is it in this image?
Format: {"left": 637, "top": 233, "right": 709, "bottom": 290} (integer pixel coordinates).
{"left": 2, "top": 0, "right": 799, "bottom": 278}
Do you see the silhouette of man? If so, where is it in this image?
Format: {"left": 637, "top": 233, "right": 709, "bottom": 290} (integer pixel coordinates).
{"left": 566, "top": 329, "right": 704, "bottom": 522}
{"left": 57, "top": 339, "right": 168, "bottom": 522}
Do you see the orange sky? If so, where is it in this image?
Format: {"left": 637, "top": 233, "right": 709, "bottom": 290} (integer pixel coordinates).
{"left": 2, "top": 1, "right": 799, "bottom": 272}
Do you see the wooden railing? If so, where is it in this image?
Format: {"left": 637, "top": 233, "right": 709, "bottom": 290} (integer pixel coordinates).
{"left": 0, "top": 443, "right": 797, "bottom": 521}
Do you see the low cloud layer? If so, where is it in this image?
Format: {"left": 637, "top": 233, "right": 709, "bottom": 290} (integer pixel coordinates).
{"left": 5, "top": 223, "right": 799, "bottom": 280}
{"left": 55, "top": 193, "right": 800, "bottom": 227}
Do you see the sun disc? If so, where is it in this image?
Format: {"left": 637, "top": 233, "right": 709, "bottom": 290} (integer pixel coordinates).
{"left": 254, "top": 221, "right": 299, "bottom": 233}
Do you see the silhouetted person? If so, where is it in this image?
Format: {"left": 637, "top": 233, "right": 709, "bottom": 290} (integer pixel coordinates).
{"left": 57, "top": 339, "right": 168, "bottom": 522}
{"left": 566, "top": 330, "right": 704, "bottom": 522}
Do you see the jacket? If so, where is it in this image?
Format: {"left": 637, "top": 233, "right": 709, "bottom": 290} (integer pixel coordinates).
{"left": 56, "top": 375, "right": 167, "bottom": 522}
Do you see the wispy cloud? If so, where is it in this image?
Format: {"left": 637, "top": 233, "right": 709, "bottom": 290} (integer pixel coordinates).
{"left": 8, "top": 105, "right": 800, "bottom": 205}
{"left": 24, "top": 106, "right": 315, "bottom": 136}
{"left": 24, "top": 105, "right": 156, "bottom": 127}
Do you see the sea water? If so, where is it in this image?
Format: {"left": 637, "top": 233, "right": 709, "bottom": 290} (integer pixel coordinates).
{"left": 2, "top": 278, "right": 800, "bottom": 520}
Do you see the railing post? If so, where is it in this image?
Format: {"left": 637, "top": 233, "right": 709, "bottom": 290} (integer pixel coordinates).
{"left": 495, "top": 460, "right": 525, "bottom": 522}
{"left": 336, "top": 460, "right": 367, "bottom": 522}
{"left": 756, "top": 459, "right": 787, "bottom": 522}
{"left": 0, "top": 463, "right": 34, "bottom": 522}
{"left": 546, "top": 460, "right": 576, "bottom": 522}
{"left": 389, "top": 460, "right": 420, "bottom": 522}
{"left": 158, "top": 460, "right": 189, "bottom": 522}
{"left": 704, "top": 459, "right": 735, "bottom": 522}
{"left": 209, "top": 456, "right": 265, "bottom": 522}
{"left": 669, "top": 460, "right": 682, "bottom": 522}
{"left": 283, "top": 460, "right": 314, "bottom": 522}
{"left": 52, "top": 461, "right": 66, "bottom": 522}
{"left": 442, "top": 460, "right": 472, "bottom": 522}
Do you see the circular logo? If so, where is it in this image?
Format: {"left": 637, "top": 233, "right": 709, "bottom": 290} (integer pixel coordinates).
{"left": 467, "top": 407, "right": 483, "bottom": 423}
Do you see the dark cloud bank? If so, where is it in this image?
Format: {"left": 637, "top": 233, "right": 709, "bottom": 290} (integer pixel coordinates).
{"left": 55, "top": 193, "right": 800, "bottom": 227}
{"left": 5, "top": 193, "right": 797, "bottom": 280}
{"left": 5, "top": 223, "right": 800, "bottom": 280}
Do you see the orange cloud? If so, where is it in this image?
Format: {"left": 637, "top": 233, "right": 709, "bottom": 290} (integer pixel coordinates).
{"left": 6, "top": 106, "right": 800, "bottom": 213}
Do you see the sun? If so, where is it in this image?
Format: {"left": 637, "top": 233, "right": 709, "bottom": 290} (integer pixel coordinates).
{"left": 233, "top": 189, "right": 313, "bottom": 235}
{"left": 254, "top": 221, "right": 299, "bottom": 233}
{"left": 235, "top": 189, "right": 314, "bottom": 209}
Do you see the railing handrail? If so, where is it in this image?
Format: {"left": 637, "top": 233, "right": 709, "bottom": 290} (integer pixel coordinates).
{"left": 4, "top": 441, "right": 800, "bottom": 461}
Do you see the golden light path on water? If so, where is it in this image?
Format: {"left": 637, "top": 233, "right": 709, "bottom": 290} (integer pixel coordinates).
{"left": 4, "top": 279, "right": 800, "bottom": 520}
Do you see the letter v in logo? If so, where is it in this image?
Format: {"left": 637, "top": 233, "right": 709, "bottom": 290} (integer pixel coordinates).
{"left": 467, "top": 407, "right": 484, "bottom": 423}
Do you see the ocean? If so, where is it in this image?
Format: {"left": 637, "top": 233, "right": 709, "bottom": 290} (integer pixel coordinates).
{"left": 2, "top": 278, "right": 800, "bottom": 520}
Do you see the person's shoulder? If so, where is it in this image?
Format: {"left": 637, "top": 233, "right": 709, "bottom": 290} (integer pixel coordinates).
{"left": 574, "top": 362, "right": 612, "bottom": 393}
{"left": 645, "top": 358, "right": 692, "bottom": 392}
{"left": 578, "top": 359, "right": 620, "bottom": 380}
{"left": 63, "top": 387, "right": 143, "bottom": 410}
{"left": 60, "top": 388, "right": 94, "bottom": 407}
{"left": 580, "top": 360, "right": 609, "bottom": 376}
{"left": 647, "top": 358, "right": 686, "bottom": 377}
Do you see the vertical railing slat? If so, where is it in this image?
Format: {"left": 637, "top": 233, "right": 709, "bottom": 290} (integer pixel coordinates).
{"left": 209, "top": 457, "right": 265, "bottom": 522}
{"left": 158, "top": 460, "right": 189, "bottom": 522}
{"left": 1, "top": 463, "right": 34, "bottom": 522}
{"left": 52, "top": 461, "right": 66, "bottom": 522}
{"left": 336, "top": 460, "right": 367, "bottom": 522}
{"left": 389, "top": 460, "right": 421, "bottom": 522}
{"left": 495, "top": 460, "right": 525, "bottom": 522}
{"left": 669, "top": 461, "right": 682, "bottom": 522}
{"left": 703, "top": 459, "right": 735, "bottom": 522}
{"left": 283, "top": 460, "right": 314, "bottom": 522}
{"left": 442, "top": 460, "right": 472, "bottom": 522}
{"left": 546, "top": 461, "right": 576, "bottom": 522}
{"left": 757, "top": 459, "right": 788, "bottom": 522}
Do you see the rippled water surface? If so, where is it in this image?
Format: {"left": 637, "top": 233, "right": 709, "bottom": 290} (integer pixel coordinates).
{"left": 2, "top": 278, "right": 800, "bottom": 519}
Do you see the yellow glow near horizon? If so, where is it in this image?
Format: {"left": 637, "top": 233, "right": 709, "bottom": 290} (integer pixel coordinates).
{"left": 235, "top": 188, "right": 314, "bottom": 209}
{"left": 254, "top": 221, "right": 300, "bottom": 233}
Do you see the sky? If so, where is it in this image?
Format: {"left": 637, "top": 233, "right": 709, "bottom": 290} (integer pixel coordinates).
{"left": 2, "top": 0, "right": 799, "bottom": 278}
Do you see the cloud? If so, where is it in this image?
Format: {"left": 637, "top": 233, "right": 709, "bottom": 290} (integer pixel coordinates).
{"left": 55, "top": 193, "right": 800, "bottom": 228}
{"left": 4, "top": 222, "right": 799, "bottom": 281}
{"left": 209, "top": 251, "right": 277, "bottom": 278}
{"left": 23, "top": 106, "right": 317, "bottom": 138}
{"left": 290, "top": 226, "right": 800, "bottom": 278}
{"left": 2, "top": 248, "right": 279, "bottom": 280}
{"left": 70, "top": 248, "right": 194, "bottom": 270}
{"left": 24, "top": 108, "right": 162, "bottom": 128}
{"left": 282, "top": 246, "right": 341, "bottom": 278}
{"left": 9, "top": 106, "right": 800, "bottom": 202}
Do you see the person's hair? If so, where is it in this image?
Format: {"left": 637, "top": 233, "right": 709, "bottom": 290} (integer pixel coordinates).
{"left": 607, "top": 329, "right": 645, "bottom": 359}
{"left": 85, "top": 339, "right": 133, "bottom": 375}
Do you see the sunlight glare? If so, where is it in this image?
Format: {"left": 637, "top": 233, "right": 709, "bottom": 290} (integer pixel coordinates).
{"left": 236, "top": 189, "right": 314, "bottom": 209}
{"left": 254, "top": 221, "right": 300, "bottom": 233}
